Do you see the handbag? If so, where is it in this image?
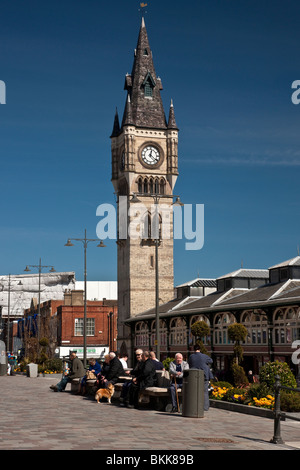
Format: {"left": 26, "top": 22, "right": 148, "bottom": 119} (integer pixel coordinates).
{"left": 86, "top": 371, "right": 96, "bottom": 380}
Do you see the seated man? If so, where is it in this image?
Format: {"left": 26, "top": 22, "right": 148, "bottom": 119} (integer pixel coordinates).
{"left": 97, "top": 352, "right": 124, "bottom": 389}
{"left": 168, "top": 353, "right": 189, "bottom": 412}
{"left": 119, "top": 354, "right": 128, "bottom": 369}
{"left": 149, "top": 351, "right": 165, "bottom": 371}
{"left": 128, "top": 351, "right": 157, "bottom": 409}
{"left": 120, "top": 349, "right": 143, "bottom": 406}
{"left": 50, "top": 351, "right": 85, "bottom": 392}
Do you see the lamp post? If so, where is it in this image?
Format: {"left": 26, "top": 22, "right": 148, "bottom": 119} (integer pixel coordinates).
{"left": 64, "top": 229, "right": 106, "bottom": 367}
{"left": 24, "top": 259, "right": 55, "bottom": 342}
{"left": 130, "top": 193, "right": 183, "bottom": 360}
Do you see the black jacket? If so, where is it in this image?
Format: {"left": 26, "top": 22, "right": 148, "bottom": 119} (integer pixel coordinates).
{"left": 137, "top": 358, "right": 157, "bottom": 390}
{"left": 105, "top": 356, "right": 124, "bottom": 383}
{"left": 131, "top": 360, "right": 143, "bottom": 378}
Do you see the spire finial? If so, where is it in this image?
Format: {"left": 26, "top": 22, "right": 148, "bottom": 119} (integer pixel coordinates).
{"left": 139, "top": 3, "right": 148, "bottom": 20}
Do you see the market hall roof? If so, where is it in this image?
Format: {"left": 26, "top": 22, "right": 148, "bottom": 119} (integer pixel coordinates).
{"left": 126, "top": 257, "right": 300, "bottom": 323}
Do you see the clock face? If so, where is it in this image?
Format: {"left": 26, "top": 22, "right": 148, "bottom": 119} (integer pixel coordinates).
{"left": 141, "top": 146, "right": 160, "bottom": 166}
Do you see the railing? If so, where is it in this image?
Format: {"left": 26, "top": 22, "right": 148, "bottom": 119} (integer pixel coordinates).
{"left": 271, "top": 375, "right": 300, "bottom": 444}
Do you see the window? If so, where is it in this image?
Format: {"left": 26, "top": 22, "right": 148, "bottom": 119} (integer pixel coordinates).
{"left": 150, "top": 255, "right": 154, "bottom": 268}
{"left": 135, "top": 322, "right": 149, "bottom": 347}
{"left": 138, "top": 177, "right": 143, "bottom": 193}
{"left": 241, "top": 310, "right": 268, "bottom": 345}
{"left": 74, "top": 318, "right": 95, "bottom": 336}
{"left": 273, "top": 307, "right": 300, "bottom": 345}
{"left": 143, "top": 72, "right": 155, "bottom": 98}
{"left": 170, "top": 318, "right": 186, "bottom": 346}
{"left": 144, "top": 80, "right": 153, "bottom": 97}
{"left": 136, "top": 176, "right": 166, "bottom": 195}
{"left": 213, "top": 313, "right": 235, "bottom": 345}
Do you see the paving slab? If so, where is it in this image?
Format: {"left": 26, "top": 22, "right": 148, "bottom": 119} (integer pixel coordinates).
{"left": 0, "top": 375, "right": 299, "bottom": 453}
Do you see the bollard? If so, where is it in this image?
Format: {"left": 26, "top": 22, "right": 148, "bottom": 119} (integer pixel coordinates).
{"left": 270, "top": 375, "right": 284, "bottom": 444}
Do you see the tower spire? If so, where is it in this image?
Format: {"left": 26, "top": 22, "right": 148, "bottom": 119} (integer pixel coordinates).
{"left": 110, "top": 107, "right": 120, "bottom": 137}
{"left": 122, "top": 17, "right": 167, "bottom": 129}
{"left": 167, "top": 99, "right": 178, "bottom": 130}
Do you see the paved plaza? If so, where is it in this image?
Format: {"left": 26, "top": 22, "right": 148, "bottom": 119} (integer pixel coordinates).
{"left": 0, "top": 375, "right": 299, "bottom": 452}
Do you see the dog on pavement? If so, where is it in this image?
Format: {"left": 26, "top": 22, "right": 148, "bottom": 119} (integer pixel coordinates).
{"left": 95, "top": 382, "right": 115, "bottom": 404}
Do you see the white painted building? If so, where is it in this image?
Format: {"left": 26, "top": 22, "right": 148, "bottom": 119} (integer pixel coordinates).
{"left": 0, "top": 273, "right": 117, "bottom": 320}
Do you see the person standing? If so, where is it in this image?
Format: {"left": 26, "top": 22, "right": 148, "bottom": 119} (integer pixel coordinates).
{"left": 168, "top": 353, "right": 189, "bottom": 412}
{"left": 188, "top": 344, "right": 214, "bottom": 411}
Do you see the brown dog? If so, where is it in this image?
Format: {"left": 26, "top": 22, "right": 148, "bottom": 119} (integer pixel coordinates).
{"left": 95, "top": 383, "right": 115, "bottom": 404}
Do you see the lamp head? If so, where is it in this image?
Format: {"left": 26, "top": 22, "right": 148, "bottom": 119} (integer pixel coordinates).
{"left": 130, "top": 193, "right": 141, "bottom": 203}
{"left": 64, "top": 239, "right": 74, "bottom": 247}
{"left": 173, "top": 196, "right": 184, "bottom": 206}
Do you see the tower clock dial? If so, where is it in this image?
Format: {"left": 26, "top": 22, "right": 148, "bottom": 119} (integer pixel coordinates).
{"left": 141, "top": 145, "right": 160, "bottom": 166}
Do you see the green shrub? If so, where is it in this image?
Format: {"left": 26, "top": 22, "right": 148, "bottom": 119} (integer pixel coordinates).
{"left": 211, "top": 380, "right": 233, "bottom": 389}
{"left": 44, "top": 358, "right": 63, "bottom": 373}
{"left": 231, "top": 362, "right": 248, "bottom": 387}
{"left": 245, "top": 383, "right": 272, "bottom": 402}
{"left": 259, "top": 361, "right": 297, "bottom": 389}
{"left": 280, "top": 390, "right": 300, "bottom": 412}
{"left": 162, "top": 357, "right": 174, "bottom": 371}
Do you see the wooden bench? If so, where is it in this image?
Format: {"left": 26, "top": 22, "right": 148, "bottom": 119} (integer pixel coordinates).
{"left": 114, "top": 370, "right": 181, "bottom": 411}
{"left": 85, "top": 374, "right": 131, "bottom": 396}
{"left": 78, "top": 370, "right": 180, "bottom": 411}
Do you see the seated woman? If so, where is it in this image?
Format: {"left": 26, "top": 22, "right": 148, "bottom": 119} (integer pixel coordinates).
{"left": 78, "top": 358, "right": 101, "bottom": 395}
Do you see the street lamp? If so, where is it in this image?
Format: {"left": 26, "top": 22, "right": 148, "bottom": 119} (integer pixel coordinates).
{"left": 24, "top": 259, "right": 55, "bottom": 342}
{"left": 64, "top": 229, "right": 106, "bottom": 367}
{"left": 130, "top": 192, "right": 183, "bottom": 359}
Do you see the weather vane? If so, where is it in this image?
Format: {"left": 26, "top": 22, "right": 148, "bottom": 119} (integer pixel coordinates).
{"left": 138, "top": 2, "right": 148, "bottom": 16}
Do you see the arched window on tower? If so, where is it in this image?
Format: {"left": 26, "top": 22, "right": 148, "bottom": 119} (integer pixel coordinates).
{"left": 144, "top": 79, "right": 153, "bottom": 97}
{"left": 143, "top": 72, "right": 155, "bottom": 98}
{"left": 138, "top": 177, "right": 143, "bottom": 194}
{"left": 143, "top": 177, "right": 148, "bottom": 194}
{"left": 142, "top": 211, "right": 151, "bottom": 240}
{"left": 149, "top": 177, "right": 154, "bottom": 194}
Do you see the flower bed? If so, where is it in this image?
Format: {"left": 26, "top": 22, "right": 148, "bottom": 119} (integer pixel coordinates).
{"left": 210, "top": 384, "right": 275, "bottom": 410}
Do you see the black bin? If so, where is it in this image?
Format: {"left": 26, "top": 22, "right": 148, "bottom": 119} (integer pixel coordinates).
{"left": 182, "top": 368, "right": 204, "bottom": 418}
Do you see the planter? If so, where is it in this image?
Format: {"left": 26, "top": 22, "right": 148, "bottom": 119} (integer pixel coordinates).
{"left": 40, "top": 373, "right": 63, "bottom": 379}
{"left": 210, "top": 399, "right": 274, "bottom": 419}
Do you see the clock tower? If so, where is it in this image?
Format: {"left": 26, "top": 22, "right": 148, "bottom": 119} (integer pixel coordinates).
{"left": 111, "top": 18, "right": 179, "bottom": 356}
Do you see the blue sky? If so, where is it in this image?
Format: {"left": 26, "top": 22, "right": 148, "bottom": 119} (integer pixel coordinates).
{"left": 1, "top": 0, "right": 300, "bottom": 285}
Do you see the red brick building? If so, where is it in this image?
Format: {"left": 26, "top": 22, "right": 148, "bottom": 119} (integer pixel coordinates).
{"left": 23, "top": 290, "right": 118, "bottom": 360}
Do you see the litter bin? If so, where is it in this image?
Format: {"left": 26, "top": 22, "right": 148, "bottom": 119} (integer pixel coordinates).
{"left": 182, "top": 368, "right": 204, "bottom": 418}
{"left": 0, "top": 355, "right": 7, "bottom": 376}
{"left": 26, "top": 363, "right": 38, "bottom": 377}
